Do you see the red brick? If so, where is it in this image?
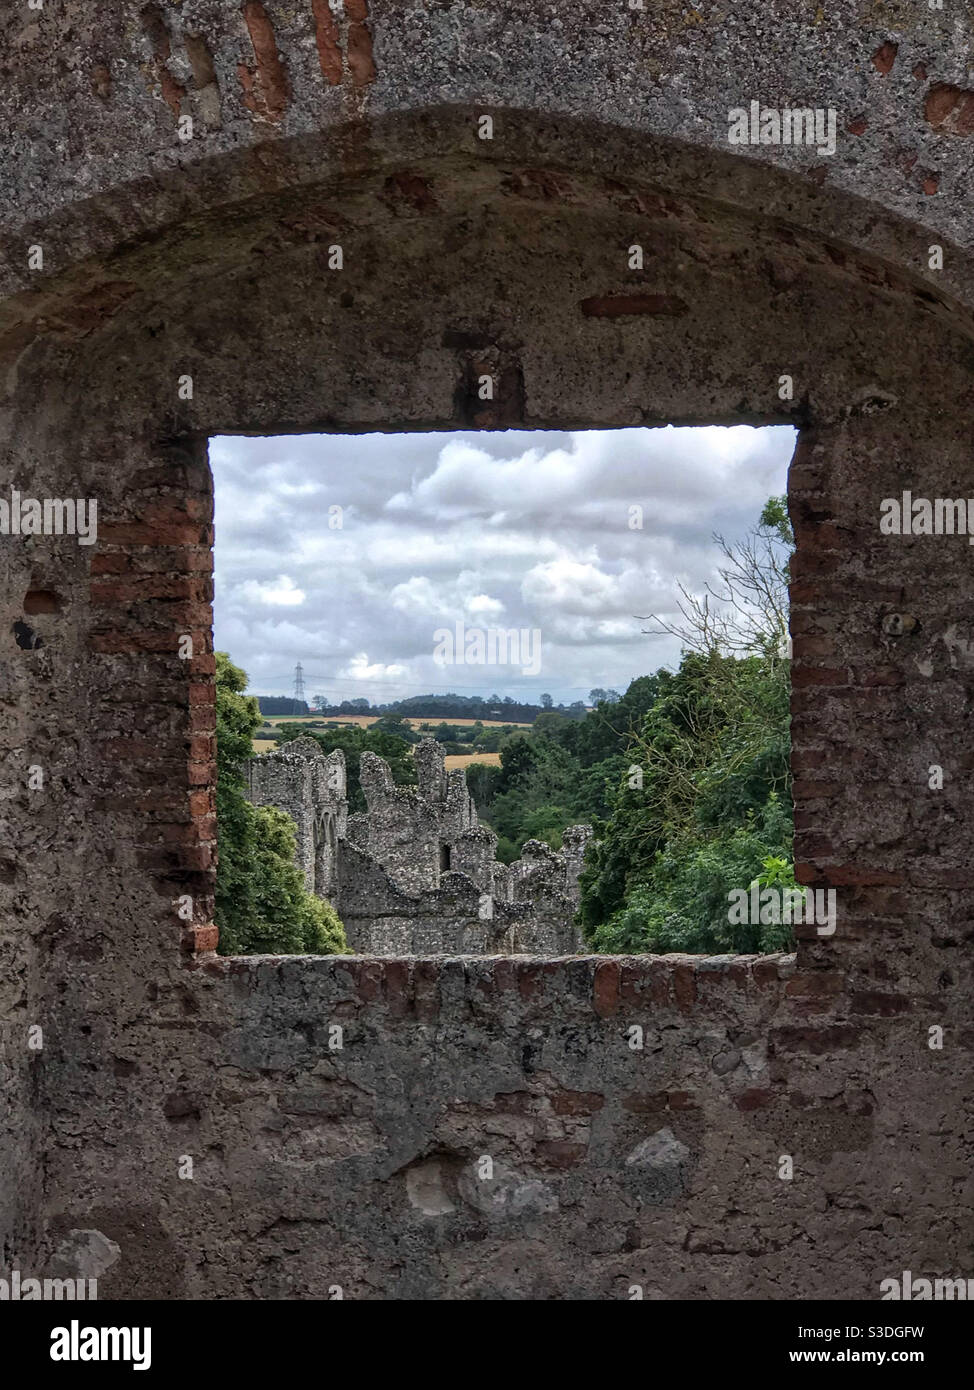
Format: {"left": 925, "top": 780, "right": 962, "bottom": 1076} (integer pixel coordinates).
{"left": 784, "top": 972, "right": 845, "bottom": 997}
{"left": 770, "top": 1025, "right": 860, "bottom": 1054}
{"left": 98, "top": 521, "right": 211, "bottom": 547}
{"left": 857, "top": 667, "right": 904, "bottom": 687}
{"left": 791, "top": 748, "right": 831, "bottom": 773}
{"left": 354, "top": 961, "right": 383, "bottom": 1002}
{"left": 97, "top": 737, "right": 160, "bottom": 761}
{"left": 593, "top": 960, "right": 620, "bottom": 1017}
{"left": 88, "top": 632, "right": 182, "bottom": 655}
{"left": 622, "top": 1091, "right": 668, "bottom": 1114}
{"left": 580, "top": 292, "right": 688, "bottom": 318}
{"left": 735, "top": 1088, "right": 773, "bottom": 1111}
{"left": 413, "top": 960, "right": 440, "bottom": 1020}
{"left": 188, "top": 790, "right": 216, "bottom": 817}
{"left": 89, "top": 552, "right": 135, "bottom": 575}
{"left": 517, "top": 963, "right": 546, "bottom": 1001}
{"left": 489, "top": 959, "right": 517, "bottom": 993}
{"left": 672, "top": 964, "right": 697, "bottom": 1012}
{"left": 534, "top": 1140, "right": 587, "bottom": 1168}
{"left": 871, "top": 41, "right": 898, "bottom": 75}
{"left": 667, "top": 1090, "right": 697, "bottom": 1110}
{"left": 752, "top": 958, "right": 782, "bottom": 987}
{"left": 619, "top": 962, "right": 648, "bottom": 1005}
{"left": 384, "top": 961, "right": 411, "bottom": 1016}
{"left": 184, "top": 924, "right": 219, "bottom": 954}
{"left": 789, "top": 581, "right": 825, "bottom": 603}
{"left": 549, "top": 1089, "right": 605, "bottom": 1116}
{"left": 648, "top": 959, "right": 671, "bottom": 1006}
{"left": 189, "top": 707, "right": 216, "bottom": 734}
{"left": 850, "top": 991, "right": 911, "bottom": 1016}
{"left": 156, "top": 814, "right": 217, "bottom": 845}
{"left": 162, "top": 844, "right": 214, "bottom": 872}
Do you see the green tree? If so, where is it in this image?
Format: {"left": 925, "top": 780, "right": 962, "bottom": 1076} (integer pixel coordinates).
{"left": 370, "top": 713, "right": 420, "bottom": 743}
{"left": 215, "top": 653, "right": 347, "bottom": 956}
{"left": 580, "top": 654, "right": 792, "bottom": 954}
{"left": 580, "top": 498, "right": 794, "bottom": 954}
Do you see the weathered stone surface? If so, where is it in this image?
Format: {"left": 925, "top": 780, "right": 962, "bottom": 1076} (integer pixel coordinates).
{"left": 246, "top": 737, "right": 588, "bottom": 953}
{"left": 50, "top": 1229, "right": 121, "bottom": 1280}
{"left": 625, "top": 1128, "right": 693, "bottom": 1204}
{"left": 456, "top": 1161, "right": 558, "bottom": 1219}
{"left": 1, "top": 0, "right": 972, "bottom": 1299}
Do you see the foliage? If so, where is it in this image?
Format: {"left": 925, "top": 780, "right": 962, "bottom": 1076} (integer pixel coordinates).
{"left": 579, "top": 497, "right": 795, "bottom": 955}
{"left": 256, "top": 695, "right": 310, "bottom": 716}
{"left": 215, "top": 653, "right": 348, "bottom": 955}
{"left": 465, "top": 497, "right": 795, "bottom": 954}
{"left": 305, "top": 691, "right": 588, "bottom": 723}
{"left": 465, "top": 678, "right": 663, "bottom": 861}
{"left": 639, "top": 494, "right": 792, "bottom": 659}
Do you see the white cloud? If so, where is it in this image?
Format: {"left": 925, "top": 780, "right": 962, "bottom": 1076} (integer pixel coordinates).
{"left": 210, "top": 425, "right": 795, "bottom": 701}
{"left": 465, "top": 592, "right": 505, "bottom": 619}
{"left": 339, "top": 652, "right": 408, "bottom": 682}
{"left": 237, "top": 574, "right": 306, "bottom": 607}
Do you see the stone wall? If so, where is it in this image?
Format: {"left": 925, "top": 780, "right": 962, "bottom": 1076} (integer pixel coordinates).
{"left": 1, "top": 0, "right": 972, "bottom": 1299}
{"left": 246, "top": 736, "right": 589, "bottom": 954}
{"left": 245, "top": 735, "right": 347, "bottom": 898}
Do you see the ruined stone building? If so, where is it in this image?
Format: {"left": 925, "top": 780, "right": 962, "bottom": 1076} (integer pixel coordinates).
{"left": 246, "top": 736, "right": 591, "bottom": 954}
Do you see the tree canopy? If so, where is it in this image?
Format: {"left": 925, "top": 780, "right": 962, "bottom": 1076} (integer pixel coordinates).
{"left": 215, "top": 653, "right": 347, "bottom": 955}
{"left": 463, "top": 497, "right": 796, "bottom": 952}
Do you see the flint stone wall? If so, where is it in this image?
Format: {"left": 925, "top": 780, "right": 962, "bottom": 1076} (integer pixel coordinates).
{"left": 1, "top": 0, "right": 972, "bottom": 1298}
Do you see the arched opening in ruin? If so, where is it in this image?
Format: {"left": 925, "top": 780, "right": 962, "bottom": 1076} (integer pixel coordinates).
{"left": 5, "top": 101, "right": 973, "bottom": 1294}
{"left": 6, "top": 110, "right": 969, "bottom": 978}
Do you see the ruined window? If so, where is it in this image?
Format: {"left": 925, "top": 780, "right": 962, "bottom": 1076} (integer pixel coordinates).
{"left": 209, "top": 425, "right": 799, "bottom": 957}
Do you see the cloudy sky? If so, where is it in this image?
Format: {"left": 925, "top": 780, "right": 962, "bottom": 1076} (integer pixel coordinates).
{"left": 210, "top": 425, "right": 795, "bottom": 707}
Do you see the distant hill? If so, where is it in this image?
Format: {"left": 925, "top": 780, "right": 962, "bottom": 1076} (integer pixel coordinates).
{"left": 305, "top": 693, "right": 590, "bottom": 724}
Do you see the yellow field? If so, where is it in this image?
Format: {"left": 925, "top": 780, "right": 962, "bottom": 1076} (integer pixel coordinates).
{"left": 259, "top": 713, "right": 530, "bottom": 730}
{"left": 444, "top": 752, "right": 502, "bottom": 770}
{"left": 251, "top": 740, "right": 507, "bottom": 765}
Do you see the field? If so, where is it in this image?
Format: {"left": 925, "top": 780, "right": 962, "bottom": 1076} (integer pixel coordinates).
{"left": 444, "top": 751, "right": 502, "bottom": 770}
{"left": 258, "top": 714, "right": 531, "bottom": 729}
{"left": 251, "top": 716, "right": 525, "bottom": 757}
